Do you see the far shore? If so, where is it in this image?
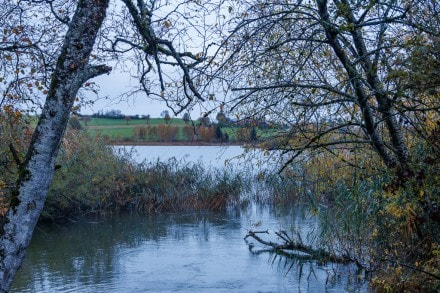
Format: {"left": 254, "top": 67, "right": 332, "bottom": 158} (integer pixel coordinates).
{"left": 108, "top": 141, "right": 246, "bottom": 147}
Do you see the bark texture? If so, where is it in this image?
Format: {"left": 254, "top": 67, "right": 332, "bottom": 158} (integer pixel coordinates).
{"left": 0, "top": 0, "right": 110, "bottom": 291}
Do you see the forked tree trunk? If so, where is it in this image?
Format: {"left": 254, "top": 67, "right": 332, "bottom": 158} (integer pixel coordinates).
{"left": 317, "top": 0, "right": 411, "bottom": 171}
{"left": 338, "top": 0, "right": 411, "bottom": 171}
{"left": 0, "top": 0, "right": 110, "bottom": 291}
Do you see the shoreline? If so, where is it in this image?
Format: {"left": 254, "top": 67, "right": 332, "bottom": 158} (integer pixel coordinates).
{"left": 108, "top": 141, "right": 245, "bottom": 147}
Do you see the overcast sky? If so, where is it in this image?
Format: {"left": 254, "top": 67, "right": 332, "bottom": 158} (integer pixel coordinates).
{"left": 76, "top": 0, "right": 226, "bottom": 119}
{"left": 80, "top": 67, "right": 208, "bottom": 119}
{"left": 82, "top": 70, "right": 162, "bottom": 117}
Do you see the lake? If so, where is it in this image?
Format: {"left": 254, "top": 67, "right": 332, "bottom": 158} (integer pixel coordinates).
{"left": 114, "top": 145, "right": 280, "bottom": 171}
{"left": 11, "top": 146, "right": 368, "bottom": 292}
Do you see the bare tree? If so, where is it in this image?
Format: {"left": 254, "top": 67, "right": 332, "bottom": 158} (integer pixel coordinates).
{"left": 214, "top": 0, "right": 440, "bottom": 174}
{"left": 161, "top": 109, "right": 171, "bottom": 124}
{"left": 182, "top": 112, "right": 191, "bottom": 124}
{"left": 81, "top": 116, "right": 91, "bottom": 126}
{"left": 100, "top": 0, "right": 216, "bottom": 115}
{"left": 124, "top": 115, "right": 132, "bottom": 125}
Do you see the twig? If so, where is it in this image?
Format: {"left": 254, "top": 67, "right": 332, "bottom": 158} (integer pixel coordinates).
{"left": 385, "top": 258, "right": 440, "bottom": 280}
{"left": 8, "top": 143, "right": 21, "bottom": 166}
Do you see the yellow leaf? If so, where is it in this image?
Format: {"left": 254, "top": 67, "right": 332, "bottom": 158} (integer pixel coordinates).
{"left": 195, "top": 52, "right": 203, "bottom": 60}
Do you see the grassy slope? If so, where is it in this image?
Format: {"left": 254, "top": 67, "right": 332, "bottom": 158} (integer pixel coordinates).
{"left": 84, "top": 117, "right": 187, "bottom": 126}
{"left": 82, "top": 118, "right": 189, "bottom": 141}
{"left": 79, "top": 117, "right": 279, "bottom": 143}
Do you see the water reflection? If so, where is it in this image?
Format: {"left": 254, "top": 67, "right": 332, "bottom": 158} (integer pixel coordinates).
{"left": 12, "top": 205, "right": 367, "bottom": 292}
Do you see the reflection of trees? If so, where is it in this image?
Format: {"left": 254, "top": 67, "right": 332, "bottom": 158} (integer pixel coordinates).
{"left": 12, "top": 205, "right": 315, "bottom": 291}
{"left": 12, "top": 210, "right": 238, "bottom": 290}
{"left": 12, "top": 213, "right": 163, "bottom": 290}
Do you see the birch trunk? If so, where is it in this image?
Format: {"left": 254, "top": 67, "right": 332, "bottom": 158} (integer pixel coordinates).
{"left": 0, "top": 0, "right": 110, "bottom": 291}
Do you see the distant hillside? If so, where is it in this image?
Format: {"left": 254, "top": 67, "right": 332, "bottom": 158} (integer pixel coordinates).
{"left": 69, "top": 116, "right": 278, "bottom": 145}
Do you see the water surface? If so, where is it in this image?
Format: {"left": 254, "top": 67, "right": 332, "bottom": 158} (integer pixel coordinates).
{"left": 115, "top": 145, "right": 281, "bottom": 171}
{"left": 12, "top": 206, "right": 366, "bottom": 292}
{"left": 12, "top": 146, "right": 368, "bottom": 292}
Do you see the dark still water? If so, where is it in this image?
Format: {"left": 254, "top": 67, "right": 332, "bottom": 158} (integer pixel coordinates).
{"left": 12, "top": 205, "right": 367, "bottom": 292}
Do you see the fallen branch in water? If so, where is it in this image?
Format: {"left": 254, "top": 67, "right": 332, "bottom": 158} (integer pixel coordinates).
{"left": 244, "top": 229, "right": 350, "bottom": 264}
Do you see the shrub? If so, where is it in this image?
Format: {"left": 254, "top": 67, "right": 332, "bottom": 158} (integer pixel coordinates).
{"left": 284, "top": 145, "right": 440, "bottom": 291}
{"left": 258, "top": 136, "right": 440, "bottom": 291}
{"left": 0, "top": 114, "right": 34, "bottom": 215}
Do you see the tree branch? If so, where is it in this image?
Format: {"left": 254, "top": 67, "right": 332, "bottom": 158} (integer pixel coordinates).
{"left": 81, "top": 64, "right": 112, "bottom": 83}
{"left": 245, "top": 229, "right": 350, "bottom": 264}
{"left": 8, "top": 144, "right": 21, "bottom": 166}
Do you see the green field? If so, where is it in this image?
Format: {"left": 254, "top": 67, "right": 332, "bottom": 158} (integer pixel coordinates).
{"left": 82, "top": 117, "right": 187, "bottom": 126}
{"left": 73, "top": 117, "right": 277, "bottom": 143}
{"left": 79, "top": 117, "right": 186, "bottom": 141}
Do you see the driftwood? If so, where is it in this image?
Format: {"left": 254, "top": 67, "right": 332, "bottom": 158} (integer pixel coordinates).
{"left": 244, "top": 229, "right": 350, "bottom": 264}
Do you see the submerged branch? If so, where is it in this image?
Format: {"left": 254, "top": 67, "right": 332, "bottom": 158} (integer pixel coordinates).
{"left": 244, "top": 229, "right": 350, "bottom": 264}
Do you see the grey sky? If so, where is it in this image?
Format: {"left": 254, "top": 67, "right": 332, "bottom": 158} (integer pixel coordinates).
{"left": 82, "top": 70, "right": 214, "bottom": 119}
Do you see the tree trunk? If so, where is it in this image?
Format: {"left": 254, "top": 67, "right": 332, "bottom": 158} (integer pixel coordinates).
{"left": 0, "top": 0, "right": 110, "bottom": 291}
{"left": 338, "top": 0, "right": 411, "bottom": 171}
{"left": 316, "top": 0, "right": 398, "bottom": 169}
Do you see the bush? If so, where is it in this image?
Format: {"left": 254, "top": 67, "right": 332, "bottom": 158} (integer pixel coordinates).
{"left": 0, "top": 113, "right": 34, "bottom": 215}
{"left": 258, "top": 136, "right": 440, "bottom": 291}
{"left": 287, "top": 146, "right": 440, "bottom": 291}
{"left": 44, "top": 130, "right": 122, "bottom": 220}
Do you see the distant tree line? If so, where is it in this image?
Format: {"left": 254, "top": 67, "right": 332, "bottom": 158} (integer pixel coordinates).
{"left": 89, "top": 110, "right": 151, "bottom": 120}
{"left": 74, "top": 109, "right": 286, "bottom": 144}
{"left": 131, "top": 124, "right": 231, "bottom": 143}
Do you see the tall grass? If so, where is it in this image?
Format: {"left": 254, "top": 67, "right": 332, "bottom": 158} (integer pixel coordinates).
{"left": 44, "top": 129, "right": 243, "bottom": 221}
{"left": 257, "top": 144, "right": 440, "bottom": 291}
{"left": 219, "top": 127, "right": 439, "bottom": 291}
